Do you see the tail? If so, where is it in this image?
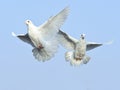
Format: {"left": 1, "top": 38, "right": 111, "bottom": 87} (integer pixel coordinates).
{"left": 65, "top": 51, "right": 83, "bottom": 66}
{"left": 32, "top": 48, "right": 54, "bottom": 62}
{"left": 32, "top": 38, "right": 59, "bottom": 62}
{"left": 65, "top": 51, "right": 91, "bottom": 66}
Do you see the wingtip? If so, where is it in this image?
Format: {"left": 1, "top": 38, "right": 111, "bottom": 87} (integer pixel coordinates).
{"left": 104, "top": 40, "right": 114, "bottom": 45}
{"left": 64, "top": 6, "right": 70, "bottom": 10}
{"left": 64, "top": 6, "right": 70, "bottom": 13}
{"left": 60, "top": 6, "right": 70, "bottom": 15}
{"left": 11, "top": 32, "right": 17, "bottom": 37}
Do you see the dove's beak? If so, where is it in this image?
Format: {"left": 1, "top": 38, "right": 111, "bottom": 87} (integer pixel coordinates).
{"left": 25, "top": 21, "right": 28, "bottom": 25}
{"left": 25, "top": 20, "right": 31, "bottom": 25}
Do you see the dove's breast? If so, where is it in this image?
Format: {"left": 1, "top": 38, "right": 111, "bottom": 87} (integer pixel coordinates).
{"left": 74, "top": 40, "right": 86, "bottom": 60}
{"left": 28, "top": 29, "right": 42, "bottom": 48}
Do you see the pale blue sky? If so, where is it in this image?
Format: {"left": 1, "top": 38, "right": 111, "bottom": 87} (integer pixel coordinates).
{"left": 0, "top": 0, "right": 120, "bottom": 90}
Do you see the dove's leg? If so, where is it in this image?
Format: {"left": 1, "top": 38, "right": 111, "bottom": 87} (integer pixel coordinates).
{"left": 75, "top": 54, "right": 85, "bottom": 61}
{"left": 38, "top": 45, "right": 44, "bottom": 49}
{"left": 74, "top": 54, "right": 84, "bottom": 61}
{"left": 75, "top": 57, "right": 82, "bottom": 61}
{"left": 38, "top": 43, "right": 44, "bottom": 49}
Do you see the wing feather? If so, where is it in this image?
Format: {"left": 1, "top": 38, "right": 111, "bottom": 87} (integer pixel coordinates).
{"left": 39, "top": 7, "right": 69, "bottom": 40}
{"left": 86, "top": 42, "right": 102, "bottom": 51}
{"left": 12, "top": 32, "right": 35, "bottom": 47}
{"left": 57, "top": 30, "right": 78, "bottom": 50}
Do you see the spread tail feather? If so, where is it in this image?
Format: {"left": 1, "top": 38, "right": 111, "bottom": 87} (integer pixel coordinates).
{"left": 65, "top": 51, "right": 83, "bottom": 66}
{"left": 32, "top": 48, "right": 54, "bottom": 62}
{"left": 32, "top": 39, "right": 59, "bottom": 61}
{"left": 65, "top": 51, "right": 90, "bottom": 66}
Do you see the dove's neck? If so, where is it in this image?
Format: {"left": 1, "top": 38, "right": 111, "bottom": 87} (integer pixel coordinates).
{"left": 27, "top": 23, "right": 37, "bottom": 31}
{"left": 78, "top": 38, "right": 86, "bottom": 46}
{"left": 80, "top": 38, "right": 84, "bottom": 42}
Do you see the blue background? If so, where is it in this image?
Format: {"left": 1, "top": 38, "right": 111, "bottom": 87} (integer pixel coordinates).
{"left": 0, "top": 0, "right": 120, "bottom": 90}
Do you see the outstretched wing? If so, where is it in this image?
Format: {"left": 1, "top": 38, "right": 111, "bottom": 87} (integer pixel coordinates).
{"left": 39, "top": 7, "right": 69, "bottom": 40}
{"left": 12, "top": 32, "right": 35, "bottom": 47}
{"left": 57, "top": 30, "right": 78, "bottom": 50}
{"left": 86, "top": 42, "right": 102, "bottom": 51}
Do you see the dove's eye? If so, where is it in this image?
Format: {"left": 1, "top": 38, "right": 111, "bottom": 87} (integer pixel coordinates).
{"left": 25, "top": 20, "right": 31, "bottom": 25}
{"left": 27, "top": 20, "right": 30, "bottom": 23}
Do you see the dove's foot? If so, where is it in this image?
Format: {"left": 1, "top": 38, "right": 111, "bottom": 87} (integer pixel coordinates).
{"left": 75, "top": 58, "right": 82, "bottom": 61}
{"left": 38, "top": 45, "right": 44, "bottom": 49}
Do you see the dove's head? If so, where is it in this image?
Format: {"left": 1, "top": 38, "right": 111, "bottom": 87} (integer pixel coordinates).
{"left": 25, "top": 20, "right": 33, "bottom": 26}
{"left": 80, "top": 34, "right": 85, "bottom": 39}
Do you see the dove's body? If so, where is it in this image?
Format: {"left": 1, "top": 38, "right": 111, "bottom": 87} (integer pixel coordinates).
{"left": 27, "top": 25, "right": 43, "bottom": 49}
{"left": 12, "top": 7, "right": 69, "bottom": 61}
{"left": 65, "top": 34, "right": 90, "bottom": 66}
{"left": 58, "top": 30, "right": 102, "bottom": 66}
{"left": 74, "top": 38, "right": 86, "bottom": 60}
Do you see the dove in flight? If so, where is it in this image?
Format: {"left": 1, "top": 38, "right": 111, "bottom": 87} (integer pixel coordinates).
{"left": 12, "top": 7, "right": 69, "bottom": 61}
{"left": 58, "top": 30, "right": 103, "bottom": 66}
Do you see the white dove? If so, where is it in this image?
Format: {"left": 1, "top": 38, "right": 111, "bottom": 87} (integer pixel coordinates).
{"left": 58, "top": 30, "right": 103, "bottom": 66}
{"left": 12, "top": 7, "right": 69, "bottom": 61}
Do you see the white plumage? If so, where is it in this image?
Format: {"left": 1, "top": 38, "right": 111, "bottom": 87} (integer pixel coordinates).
{"left": 58, "top": 30, "right": 102, "bottom": 66}
{"left": 12, "top": 7, "right": 69, "bottom": 61}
